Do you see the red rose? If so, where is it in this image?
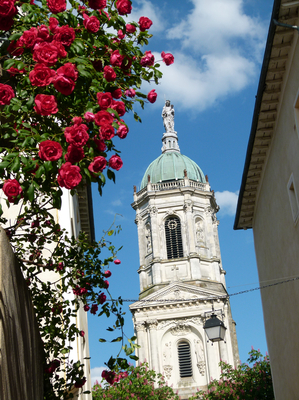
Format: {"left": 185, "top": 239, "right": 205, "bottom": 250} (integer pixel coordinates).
{"left": 37, "top": 25, "right": 51, "bottom": 41}
{"left": 83, "top": 304, "right": 90, "bottom": 311}
{"left": 3, "top": 179, "right": 22, "bottom": 203}
{"left": 100, "top": 124, "right": 115, "bottom": 140}
{"left": 118, "top": 29, "right": 125, "bottom": 39}
{"left": 111, "top": 100, "right": 125, "bottom": 117}
{"left": 90, "top": 303, "right": 98, "bottom": 314}
{"left": 161, "top": 51, "right": 174, "bottom": 66}
{"left": 94, "top": 137, "right": 106, "bottom": 152}
{"left": 98, "top": 292, "right": 107, "bottom": 304}
{"left": 110, "top": 49, "right": 124, "bottom": 67}
{"left": 94, "top": 110, "right": 114, "bottom": 126}
{"left": 29, "top": 64, "right": 56, "bottom": 87}
{"left": 88, "top": 0, "right": 106, "bottom": 9}
{"left": 72, "top": 116, "right": 82, "bottom": 125}
{"left": 49, "top": 17, "right": 59, "bottom": 33}
{"left": 19, "top": 27, "right": 38, "bottom": 49}
{"left": 104, "top": 270, "right": 111, "bottom": 277}
{"left": 83, "top": 14, "right": 100, "bottom": 32}
{"left": 92, "top": 60, "right": 103, "bottom": 72}
{"left": 139, "top": 16, "right": 152, "bottom": 32}
{"left": 7, "top": 39, "right": 23, "bottom": 56}
{"left": 39, "top": 140, "right": 62, "bottom": 161}
{"left": 117, "top": 124, "right": 128, "bottom": 139}
{"left": 116, "top": 0, "right": 131, "bottom": 15}
{"left": 88, "top": 156, "right": 106, "bottom": 173}
{"left": 114, "top": 259, "right": 121, "bottom": 264}
{"left": 147, "top": 89, "right": 157, "bottom": 103}
{"left": 97, "top": 92, "right": 113, "bottom": 110}
{"left": 65, "top": 144, "right": 85, "bottom": 163}
{"left": 0, "top": 83, "right": 14, "bottom": 105}
{"left": 33, "top": 41, "right": 66, "bottom": 66}
{"left": 103, "top": 65, "right": 116, "bottom": 82}
{"left": 64, "top": 124, "right": 89, "bottom": 147}
{"left": 79, "top": 330, "right": 85, "bottom": 337}
{"left": 54, "top": 63, "right": 78, "bottom": 95}
{"left": 108, "top": 155, "right": 123, "bottom": 171}
{"left": 0, "top": 16, "right": 14, "bottom": 31}
{"left": 140, "top": 50, "right": 155, "bottom": 67}
{"left": 74, "top": 378, "right": 87, "bottom": 388}
{"left": 57, "top": 162, "right": 82, "bottom": 189}
{"left": 54, "top": 25, "right": 75, "bottom": 46}
{"left": 47, "top": 0, "right": 66, "bottom": 13}
{"left": 84, "top": 112, "right": 95, "bottom": 122}
{"left": 7, "top": 67, "right": 25, "bottom": 76}
{"left": 125, "top": 88, "right": 135, "bottom": 98}
{"left": 103, "top": 280, "right": 109, "bottom": 289}
{"left": 34, "top": 94, "right": 58, "bottom": 115}
{"left": 0, "top": 0, "right": 16, "bottom": 18}
{"left": 111, "top": 88, "right": 122, "bottom": 99}
{"left": 126, "top": 23, "right": 136, "bottom": 33}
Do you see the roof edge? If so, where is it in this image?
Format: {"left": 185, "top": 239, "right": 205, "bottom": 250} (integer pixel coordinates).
{"left": 234, "top": 0, "right": 281, "bottom": 230}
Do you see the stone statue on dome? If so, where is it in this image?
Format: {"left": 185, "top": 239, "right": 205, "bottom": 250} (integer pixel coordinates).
{"left": 162, "top": 100, "right": 175, "bottom": 132}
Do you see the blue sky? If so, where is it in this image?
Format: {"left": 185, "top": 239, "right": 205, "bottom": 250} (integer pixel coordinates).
{"left": 89, "top": 0, "right": 274, "bottom": 384}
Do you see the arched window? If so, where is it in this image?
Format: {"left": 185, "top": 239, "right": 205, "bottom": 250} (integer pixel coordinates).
{"left": 165, "top": 216, "right": 183, "bottom": 259}
{"left": 178, "top": 341, "right": 192, "bottom": 378}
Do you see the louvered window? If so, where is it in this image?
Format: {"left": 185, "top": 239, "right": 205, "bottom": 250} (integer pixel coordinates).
{"left": 165, "top": 216, "right": 183, "bottom": 259}
{"left": 178, "top": 341, "right": 192, "bottom": 378}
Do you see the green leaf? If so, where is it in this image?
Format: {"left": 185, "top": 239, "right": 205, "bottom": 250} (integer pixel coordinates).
{"left": 99, "top": 338, "right": 107, "bottom": 342}
{"left": 35, "top": 165, "right": 45, "bottom": 179}
{"left": 0, "top": 161, "right": 10, "bottom": 170}
{"left": 27, "top": 183, "right": 35, "bottom": 202}
{"left": 3, "top": 59, "right": 16, "bottom": 70}
{"left": 111, "top": 337, "right": 122, "bottom": 343}
{"left": 129, "top": 355, "right": 139, "bottom": 361}
{"left": 107, "top": 169, "right": 115, "bottom": 183}
{"left": 11, "top": 157, "right": 20, "bottom": 173}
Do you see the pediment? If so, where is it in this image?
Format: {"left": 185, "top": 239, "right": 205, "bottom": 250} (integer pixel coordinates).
{"left": 130, "top": 281, "right": 227, "bottom": 310}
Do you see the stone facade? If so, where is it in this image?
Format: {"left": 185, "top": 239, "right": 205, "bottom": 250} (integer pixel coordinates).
{"left": 234, "top": 1, "right": 299, "bottom": 398}
{"left": 130, "top": 102, "right": 239, "bottom": 399}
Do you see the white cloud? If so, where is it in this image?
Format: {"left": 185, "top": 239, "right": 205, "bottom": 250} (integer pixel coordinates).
{"left": 138, "top": 0, "right": 267, "bottom": 112}
{"left": 153, "top": 50, "right": 256, "bottom": 112}
{"left": 111, "top": 199, "right": 122, "bottom": 206}
{"left": 166, "top": 0, "right": 265, "bottom": 57}
{"left": 215, "top": 190, "right": 239, "bottom": 216}
{"left": 91, "top": 366, "right": 105, "bottom": 387}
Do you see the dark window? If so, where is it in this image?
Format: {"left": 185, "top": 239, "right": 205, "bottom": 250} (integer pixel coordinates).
{"left": 178, "top": 341, "right": 192, "bottom": 378}
{"left": 165, "top": 216, "right": 183, "bottom": 259}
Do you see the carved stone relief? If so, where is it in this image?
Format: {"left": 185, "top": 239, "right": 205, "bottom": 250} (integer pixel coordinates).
{"left": 163, "top": 365, "right": 173, "bottom": 379}
{"left": 195, "top": 219, "right": 205, "bottom": 245}
{"left": 183, "top": 200, "right": 193, "bottom": 213}
{"left": 157, "top": 317, "right": 203, "bottom": 331}
{"left": 171, "top": 323, "right": 191, "bottom": 336}
{"left": 145, "top": 223, "right": 152, "bottom": 254}
{"left": 163, "top": 341, "right": 172, "bottom": 365}
{"left": 149, "top": 206, "right": 158, "bottom": 216}
{"left": 194, "top": 339, "right": 205, "bottom": 376}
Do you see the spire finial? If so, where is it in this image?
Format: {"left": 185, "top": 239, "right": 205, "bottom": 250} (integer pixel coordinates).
{"left": 161, "top": 100, "right": 180, "bottom": 154}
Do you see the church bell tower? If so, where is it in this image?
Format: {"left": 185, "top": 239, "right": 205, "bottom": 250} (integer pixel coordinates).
{"left": 130, "top": 101, "right": 239, "bottom": 399}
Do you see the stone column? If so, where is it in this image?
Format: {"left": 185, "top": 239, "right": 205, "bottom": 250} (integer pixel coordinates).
{"left": 183, "top": 199, "right": 195, "bottom": 255}
{"left": 135, "top": 214, "right": 145, "bottom": 266}
{"left": 135, "top": 322, "right": 147, "bottom": 364}
{"left": 147, "top": 320, "right": 159, "bottom": 372}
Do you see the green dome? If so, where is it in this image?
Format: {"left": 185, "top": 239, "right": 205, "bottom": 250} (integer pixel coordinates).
{"left": 141, "top": 152, "right": 206, "bottom": 189}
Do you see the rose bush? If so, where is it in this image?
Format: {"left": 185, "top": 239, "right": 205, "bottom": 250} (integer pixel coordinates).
{"left": 92, "top": 363, "right": 180, "bottom": 400}
{"left": 189, "top": 349, "right": 274, "bottom": 400}
{"left": 0, "top": 0, "right": 174, "bottom": 397}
